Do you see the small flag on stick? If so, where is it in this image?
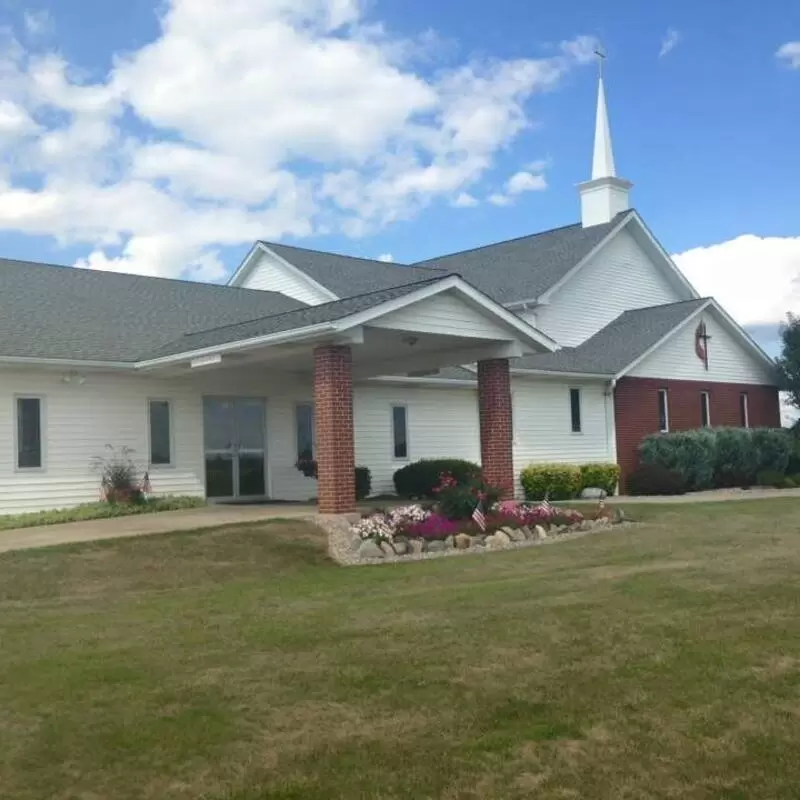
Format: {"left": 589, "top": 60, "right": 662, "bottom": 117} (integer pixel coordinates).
{"left": 472, "top": 501, "right": 486, "bottom": 532}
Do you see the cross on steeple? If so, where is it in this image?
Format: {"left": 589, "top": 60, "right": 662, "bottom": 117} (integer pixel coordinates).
{"left": 594, "top": 47, "right": 606, "bottom": 79}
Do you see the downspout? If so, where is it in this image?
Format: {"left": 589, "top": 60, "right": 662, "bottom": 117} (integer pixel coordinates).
{"left": 604, "top": 378, "right": 619, "bottom": 494}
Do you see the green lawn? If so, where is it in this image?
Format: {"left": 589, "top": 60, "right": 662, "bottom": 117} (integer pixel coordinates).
{"left": 0, "top": 495, "right": 206, "bottom": 531}
{"left": 1, "top": 501, "right": 799, "bottom": 799}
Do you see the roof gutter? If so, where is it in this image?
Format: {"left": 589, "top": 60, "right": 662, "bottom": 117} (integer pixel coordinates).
{"left": 0, "top": 356, "right": 136, "bottom": 370}
{"left": 134, "top": 322, "right": 340, "bottom": 370}
{"left": 512, "top": 368, "right": 613, "bottom": 380}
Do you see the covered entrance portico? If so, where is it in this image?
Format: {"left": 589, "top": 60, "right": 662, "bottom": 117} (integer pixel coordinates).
{"left": 137, "top": 275, "right": 556, "bottom": 513}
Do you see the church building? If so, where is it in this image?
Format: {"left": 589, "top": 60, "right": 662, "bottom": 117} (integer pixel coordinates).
{"left": 0, "top": 75, "right": 780, "bottom": 514}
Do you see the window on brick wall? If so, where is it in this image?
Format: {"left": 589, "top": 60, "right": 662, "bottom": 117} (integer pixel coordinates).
{"left": 569, "top": 388, "right": 582, "bottom": 433}
{"left": 740, "top": 393, "right": 749, "bottom": 428}
{"left": 658, "top": 389, "right": 669, "bottom": 433}
{"left": 700, "top": 391, "right": 711, "bottom": 428}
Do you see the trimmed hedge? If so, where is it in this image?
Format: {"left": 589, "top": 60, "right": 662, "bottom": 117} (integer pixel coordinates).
{"left": 393, "top": 459, "right": 482, "bottom": 499}
{"left": 579, "top": 463, "right": 620, "bottom": 496}
{"left": 640, "top": 427, "right": 791, "bottom": 491}
{"left": 520, "top": 464, "right": 582, "bottom": 501}
{"left": 627, "top": 464, "right": 687, "bottom": 496}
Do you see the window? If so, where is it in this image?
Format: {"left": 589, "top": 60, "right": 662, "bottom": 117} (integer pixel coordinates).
{"left": 392, "top": 405, "right": 409, "bottom": 459}
{"left": 296, "top": 403, "right": 314, "bottom": 460}
{"left": 148, "top": 400, "right": 172, "bottom": 465}
{"left": 16, "top": 397, "right": 42, "bottom": 469}
{"left": 569, "top": 388, "right": 582, "bottom": 433}
{"left": 740, "top": 392, "right": 749, "bottom": 428}
{"left": 700, "top": 391, "right": 711, "bottom": 428}
{"left": 658, "top": 389, "right": 669, "bottom": 433}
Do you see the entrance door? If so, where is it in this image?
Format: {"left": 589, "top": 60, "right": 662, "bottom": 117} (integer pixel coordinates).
{"left": 203, "top": 397, "right": 267, "bottom": 500}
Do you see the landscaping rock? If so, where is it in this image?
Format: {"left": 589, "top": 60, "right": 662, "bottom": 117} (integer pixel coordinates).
{"left": 454, "top": 533, "right": 472, "bottom": 550}
{"left": 410, "top": 538, "right": 425, "bottom": 555}
{"left": 509, "top": 528, "right": 527, "bottom": 543}
{"left": 427, "top": 540, "right": 447, "bottom": 552}
{"left": 534, "top": 525, "right": 548, "bottom": 540}
{"left": 472, "top": 534, "right": 487, "bottom": 545}
{"left": 492, "top": 530, "right": 512, "bottom": 547}
{"left": 580, "top": 487, "right": 608, "bottom": 500}
{"left": 613, "top": 508, "right": 626, "bottom": 524}
{"left": 521, "top": 526, "right": 535, "bottom": 540}
{"left": 445, "top": 535, "right": 455, "bottom": 549}
{"left": 392, "top": 540, "right": 409, "bottom": 555}
{"left": 380, "top": 542, "right": 395, "bottom": 557}
{"left": 350, "top": 535, "right": 363, "bottom": 552}
{"left": 500, "top": 527, "right": 516, "bottom": 539}
{"left": 358, "top": 540, "right": 384, "bottom": 559}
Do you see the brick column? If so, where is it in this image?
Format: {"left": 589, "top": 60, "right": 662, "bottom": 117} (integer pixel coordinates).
{"left": 314, "top": 344, "right": 356, "bottom": 514}
{"left": 477, "top": 358, "right": 514, "bottom": 498}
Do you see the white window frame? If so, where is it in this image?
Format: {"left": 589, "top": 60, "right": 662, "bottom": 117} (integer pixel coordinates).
{"left": 569, "top": 387, "right": 582, "bottom": 434}
{"left": 147, "top": 398, "right": 174, "bottom": 468}
{"left": 740, "top": 392, "right": 750, "bottom": 429}
{"left": 700, "top": 391, "right": 711, "bottom": 428}
{"left": 14, "top": 395, "right": 45, "bottom": 472}
{"left": 658, "top": 388, "right": 670, "bottom": 433}
{"left": 295, "top": 402, "right": 315, "bottom": 461}
{"left": 390, "top": 403, "right": 410, "bottom": 461}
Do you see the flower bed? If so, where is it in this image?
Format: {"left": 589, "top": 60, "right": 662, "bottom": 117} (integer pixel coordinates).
{"left": 344, "top": 499, "right": 625, "bottom": 563}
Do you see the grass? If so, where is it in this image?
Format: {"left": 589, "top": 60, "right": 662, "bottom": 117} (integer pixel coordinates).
{"left": 1, "top": 500, "right": 799, "bottom": 798}
{"left": 0, "top": 495, "right": 206, "bottom": 531}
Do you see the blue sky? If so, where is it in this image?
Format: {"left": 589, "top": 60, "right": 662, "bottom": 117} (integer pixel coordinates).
{"left": 0, "top": 0, "right": 797, "bottom": 356}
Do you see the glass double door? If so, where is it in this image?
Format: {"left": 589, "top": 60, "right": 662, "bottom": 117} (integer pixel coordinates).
{"left": 203, "top": 397, "right": 267, "bottom": 500}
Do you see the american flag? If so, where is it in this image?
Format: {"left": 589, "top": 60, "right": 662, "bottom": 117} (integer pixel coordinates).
{"left": 142, "top": 472, "right": 152, "bottom": 499}
{"left": 536, "top": 494, "right": 553, "bottom": 514}
{"left": 472, "top": 502, "right": 486, "bottom": 532}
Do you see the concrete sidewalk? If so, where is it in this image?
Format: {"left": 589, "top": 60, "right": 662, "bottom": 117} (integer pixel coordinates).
{"left": 611, "top": 487, "right": 800, "bottom": 504}
{"left": 0, "top": 503, "right": 318, "bottom": 555}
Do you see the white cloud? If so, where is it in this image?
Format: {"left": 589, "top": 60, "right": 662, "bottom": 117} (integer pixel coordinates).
{"left": 781, "top": 393, "right": 799, "bottom": 427}
{"left": 776, "top": 41, "right": 800, "bottom": 68}
{"left": 0, "top": 4, "right": 597, "bottom": 279}
{"left": 659, "top": 28, "right": 681, "bottom": 58}
{"left": 452, "top": 192, "right": 478, "bottom": 208}
{"left": 23, "top": 10, "right": 53, "bottom": 38}
{"left": 672, "top": 235, "right": 800, "bottom": 327}
{"left": 488, "top": 193, "right": 512, "bottom": 207}
{"left": 506, "top": 170, "right": 547, "bottom": 194}
{"left": 377, "top": 252, "right": 393, "bottom": 262}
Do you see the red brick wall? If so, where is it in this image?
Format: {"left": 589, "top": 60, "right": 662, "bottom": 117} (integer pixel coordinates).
{"left": 615, "top": 377, "right": 781, "bottom": 489}
{"left": 477, "top": 358, "right": 514, "bottom": 498}
{"left": 314, "top": 344, "right": 356, "bottom": 514}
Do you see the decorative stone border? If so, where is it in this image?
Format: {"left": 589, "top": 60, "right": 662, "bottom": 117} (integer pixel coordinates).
{"left": 318, "top": 514, "right": 631, "bottom": 566}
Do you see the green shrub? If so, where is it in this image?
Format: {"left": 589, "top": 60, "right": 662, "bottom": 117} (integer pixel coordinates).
{"left": 780, "top": 476, "right": 797, "bottom": 489}
{"left": 355, "top": 467, "right": 372, "bottom": 501}
{"left": 639, "top": 429, "right": 716, "bottom": 491}
{"left": 434, "top": 473, "right": 504, "bottom": 521}
{"left": 579, "top": 463, "right": 620, "bottom": 496}
{"left": 714, "top": 427, "right": 756, "bottom": 487}
{"left": 393, "top": 459, "right": 481, "bottom": 499}
{"left": 755, "top": 469, "right": 785, "bottom": 488}
{"left": 520, "top": 463, "right": 581, "bottom": 501}
{"left": 626, "top": 464, "right": 687, "bottom": 496}
{"left": 751, "top": 428, "right": 792, "bottom": 476}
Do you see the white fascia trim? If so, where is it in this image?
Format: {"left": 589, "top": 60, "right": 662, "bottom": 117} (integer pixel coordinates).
{"left": 135, "top": 322, "right": 339, "bottom": 369}
{"left": 536, "top": 213, "right": 634, "bottom": 304}
{"left": 365, "top": 375, "right": 477, "bottom": 388}
{"left": 227, "top": 243, "right": 340, "bottom": 302}
{"left": 511, "top": 368, "right": 612, "bottom": 380}
{"left": 0, "top": 356, "right": 135, "bottom": 370}
{"left": 342, "top": 275, "right": 558, "bottom": 353}
{"left": 626, "top": 211, "right": 700, "bottom": 299}
{"left": 226, "top": 242, "right": 262, "bottom": 286}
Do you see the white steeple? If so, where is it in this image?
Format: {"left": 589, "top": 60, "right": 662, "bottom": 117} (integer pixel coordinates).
{"left": 579, "top": 58, "right": 632, "bottom": 227}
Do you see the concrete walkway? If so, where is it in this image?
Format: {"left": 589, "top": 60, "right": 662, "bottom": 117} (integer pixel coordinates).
{"left": 1, "top": 487, "right": 799, "bottom": 556}
{"left": 0, "top": 503, "right": 318, "bottom": 555}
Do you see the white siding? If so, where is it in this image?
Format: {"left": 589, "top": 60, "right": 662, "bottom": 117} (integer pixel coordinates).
{"left": 371, "top": 292, "right": 512, "bottom": 340}
{"left": 512, "top": 378, "right": 614, "bottom": 488}
{"left": 354, "top": 383, "right": 480, "bottom": 494}
{"left": 536, "top": 229, "right": 685, "bottom": 347}
{"left": 237, "top": 250, "right": 334, "bottom": 305}
{"left": 629, "top": 314, "right": 776, "bottom": 385}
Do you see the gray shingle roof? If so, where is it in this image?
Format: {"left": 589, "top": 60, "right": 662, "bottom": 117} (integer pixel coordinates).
{"left": 413, "top": 212, "right": 632, "bottom": 304}
{"left": 144, "top": 276, "right": 451, "bottom": 360}
{"left": 513, "top": 298, "right": 709, "bottom": 376}
{"left": 263, "top": 211, "right": 631, "bottom": 305}
{"left": 262, "top": 242, "right": 446, "bottom": 295}
{"left": 0, "top": 257, "right": 307, "bottom": 362}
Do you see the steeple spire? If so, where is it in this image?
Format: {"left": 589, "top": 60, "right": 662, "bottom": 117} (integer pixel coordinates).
{"left": 591, "top": 75, "right": 616, "bottom": 179}
{"left": 578, "top": 52, "right": 632, "bottom": 227}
